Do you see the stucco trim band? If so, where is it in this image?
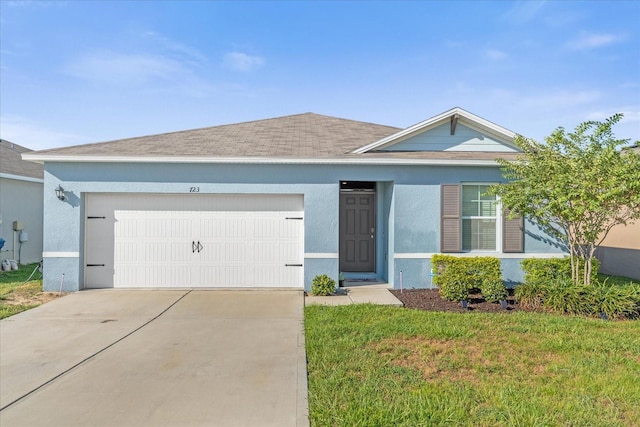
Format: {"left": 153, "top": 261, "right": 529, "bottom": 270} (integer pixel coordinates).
{"left": 394, "top": 253, "right": 567, "bottom": 259}
{"left": 304, "top": 253, "right": 339, "bottom": 259}
{"left": 42, "top": 252, "right": 80, "bottom": 258}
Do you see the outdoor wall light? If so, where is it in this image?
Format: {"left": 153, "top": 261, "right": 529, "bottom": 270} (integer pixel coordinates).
{"left": 55, "top": 185, "right": 66, "bottom": 201}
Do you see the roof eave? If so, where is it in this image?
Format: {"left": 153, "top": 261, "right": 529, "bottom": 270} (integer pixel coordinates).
{"left": 0, "top": 172, "right": 44, "bottom": 183}
{"left": 21, "top": 153, "right": 505, "bottom": 167}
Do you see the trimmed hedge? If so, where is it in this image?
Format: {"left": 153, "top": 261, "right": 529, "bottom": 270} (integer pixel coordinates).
{"left": 432, "top": 255, "right": 505, "bottom": 302}
{"left": 481, "top": 278, "right": 509, "bottom": 303}
{"left": 521, "top": 257, "right": 600, "bottom": 286}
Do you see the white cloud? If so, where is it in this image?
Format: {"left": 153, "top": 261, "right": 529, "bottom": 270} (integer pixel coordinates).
{"left": 486, "top": 49, "right": 507, "bottom": 60}
{"left": 566, "top": 33, "right": 623, "bottom": 50}
{"left": 501, "top": 1, "right": 547, "bottom": 24}
{"left": 143, "top": 31, "right": 207, "bottom": 63}
{"left": 223, "top": 52, "right": 265, "bottom": 72}
{"left": 64, "top": 51, "right": 188, "bottom": 84}
{"left": 0, "top": 115, "right": 87, "bottom": 150}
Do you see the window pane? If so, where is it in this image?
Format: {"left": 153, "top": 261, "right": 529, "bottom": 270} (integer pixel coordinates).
{"left": 479, "top": 200, "right": 496, "bottom": 216}
{"left": 462, "top": 186, "right": 478, "bottom": 216}
{"left": 462, "top": 219, "right": 496, "bottom": 250}
{"left": 462, "top": 219, "right": 472, "bottom": 249}
{"left": 462, "top": 201, "right": 477, "bottom": 216}
{"left": 479, "top": 185, "right": 494, "bottom": 200}
{"left": 462, "top": 185, "right": 496, "bottom": 217}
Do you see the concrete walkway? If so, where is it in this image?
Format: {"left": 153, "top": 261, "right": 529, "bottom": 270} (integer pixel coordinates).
{"left": 0, "top": 289, "right": 308, "bottom": 427}
{"left": 305, "top": 283, "right": 403, "bottom": 307}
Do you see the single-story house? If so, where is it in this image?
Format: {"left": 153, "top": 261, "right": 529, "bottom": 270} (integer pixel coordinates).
{"left": 0, "top": 139, "right": 44, "bottom": 266}
{"left": 23, "top": 107, "right": 565, "bottom": 292}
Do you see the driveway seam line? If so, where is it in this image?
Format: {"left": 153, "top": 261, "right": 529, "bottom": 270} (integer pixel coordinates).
{"left": 0, "top": 289, "right": 193, "bottom": 412}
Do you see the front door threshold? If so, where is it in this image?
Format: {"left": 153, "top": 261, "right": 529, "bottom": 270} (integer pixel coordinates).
{"left": 342, "top": 281, "right": 391, "bottom": 289}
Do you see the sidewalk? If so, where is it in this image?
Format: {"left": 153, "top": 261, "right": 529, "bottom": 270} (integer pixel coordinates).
{"left": 305, "top": 283, "right": 403, "bottom": 307}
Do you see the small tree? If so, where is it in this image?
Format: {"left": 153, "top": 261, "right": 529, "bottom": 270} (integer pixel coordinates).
{"left": 491, "top": 114, "right": 640, "bottom": 285}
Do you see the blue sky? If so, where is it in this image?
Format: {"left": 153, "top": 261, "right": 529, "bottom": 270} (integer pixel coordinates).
{"left": 1, "top": 0, "right": 639, "bottom": 151}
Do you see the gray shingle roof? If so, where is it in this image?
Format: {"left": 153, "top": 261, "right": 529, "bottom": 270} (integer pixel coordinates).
{"left": 31, "top": 113, "right": 402, "bottom": 158}
{"left": 25, "top": 112, "right": 524, "bottom": 163}
{"left": 0, "top": 140, "right": 44, "bottom": 179}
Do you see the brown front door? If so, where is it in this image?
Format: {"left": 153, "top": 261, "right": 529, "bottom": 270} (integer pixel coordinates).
{"left": 339, "top": 192, "right": 375, "bottom": 272}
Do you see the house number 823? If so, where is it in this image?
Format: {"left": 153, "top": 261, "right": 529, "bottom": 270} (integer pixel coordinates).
{"left": 189, "top": 187, "right": 200, "bottom": 193}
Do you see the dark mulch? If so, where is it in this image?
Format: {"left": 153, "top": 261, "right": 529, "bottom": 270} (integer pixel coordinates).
{"left": 390, "top": 288, "right": 530, "bottom": 313}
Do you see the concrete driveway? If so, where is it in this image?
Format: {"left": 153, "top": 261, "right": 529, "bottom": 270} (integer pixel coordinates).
{"left": 0, "top": 289, "right": 308, "bottom": 427}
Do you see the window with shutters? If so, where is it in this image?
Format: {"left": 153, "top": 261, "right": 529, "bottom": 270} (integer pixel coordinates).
{"left": 462, "top": 184, "right": 498, "bottom": 251}
{"left": 440, "top": 183, "right": 523, "bottom": 253}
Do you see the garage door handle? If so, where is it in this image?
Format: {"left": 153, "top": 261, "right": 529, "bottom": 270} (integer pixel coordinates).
{"left": 192, "top": 241, "right": 203, "bottom": 253}
{"left": 285, "top": 264, "right": 303, "bottom": 267}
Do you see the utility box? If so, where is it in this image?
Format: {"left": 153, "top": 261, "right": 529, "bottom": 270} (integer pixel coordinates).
{"left": 13, "top": 221, "right": 24, "bottom": 231}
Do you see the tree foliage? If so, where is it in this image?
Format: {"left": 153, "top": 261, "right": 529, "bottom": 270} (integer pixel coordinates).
{"left": 491, "top": 114, "right": 640, "bottom": 284}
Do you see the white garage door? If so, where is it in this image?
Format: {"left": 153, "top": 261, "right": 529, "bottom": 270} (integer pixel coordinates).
{"left": 85, "top": 194, "right": 304, "bottom": 288}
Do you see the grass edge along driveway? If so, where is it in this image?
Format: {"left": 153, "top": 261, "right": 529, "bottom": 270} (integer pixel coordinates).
{"left": 0, "top": 263, "right": 62, "bottom": 320}
{"left": 305, "top": 304, "right": 640, "bottom": 427}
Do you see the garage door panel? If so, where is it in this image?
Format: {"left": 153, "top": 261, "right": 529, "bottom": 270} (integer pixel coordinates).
{"left": 200, "top": 216, "right": 249, "bottom": 239}
{"left": 86, "top": 194, "right": 303, "bottom": 288}
{"left": 199, "top": 265, "right": 250, "bottom": 287}
{"left": 253, "top": 265, "right": 300, "bottom": 287}
{"left": 200, "top": 241, "right": 253, "bottom": 265}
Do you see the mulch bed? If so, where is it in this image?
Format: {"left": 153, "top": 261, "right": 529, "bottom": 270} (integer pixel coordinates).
{"left": 390, "top": 288, "right": 529, "bottom": 313}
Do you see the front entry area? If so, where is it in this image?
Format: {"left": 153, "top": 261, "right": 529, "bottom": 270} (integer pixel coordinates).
{"left": 339, "top": 182, "right": 376, "bottom": 272}
{"left": 84, "top": 193, "right": 304, "bottom": 288}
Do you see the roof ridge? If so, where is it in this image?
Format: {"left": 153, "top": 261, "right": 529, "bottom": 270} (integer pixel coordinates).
{"left": 1, "top": 139, "right": 33, "bottom": 153}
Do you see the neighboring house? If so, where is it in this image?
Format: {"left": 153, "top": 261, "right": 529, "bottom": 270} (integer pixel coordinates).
{"left": 595, "top": 145, "right": 640, "bottom": 280}
{"left": 24, "top": 108, "right": 565, "bottom": 292}
{"left": 0, "top": 139, "right": 44, "bottom": 265}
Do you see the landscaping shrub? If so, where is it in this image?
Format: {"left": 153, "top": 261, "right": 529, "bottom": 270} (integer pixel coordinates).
{"left": 437, "top": 279, "right": 470, "bottom": 302}
{"left": 311, "top": 274, "right": 336, "bottom": 296}
{"left": 514, "top": 279, "right": 640, "bottom": 319}
{"left": 543, "top": 280, "right": 595, "bottom": 315}
{"left": 480, "top": 278, "right": 508, "bottom": 303}
{"left": 593, "top": 281, "right": 640, "bottom": 319}
{"left": 432, "top": 255, "right": 502, "bottom": 302}
{"left": 514, "top": 282, "right": 547, "bottom": 310}
{"left": 521, "top": 257, "right": 600, "bottom": 286}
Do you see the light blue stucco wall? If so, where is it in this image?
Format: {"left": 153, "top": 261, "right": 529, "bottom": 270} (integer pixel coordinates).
{"left": 0, "top": 177, "right": 44, "bottom": 265}
{"left": 386, "top": 123, "right": 518, "bottom": 153}
{"left": 42, "top": 162, "right": 565, "bottom": 292}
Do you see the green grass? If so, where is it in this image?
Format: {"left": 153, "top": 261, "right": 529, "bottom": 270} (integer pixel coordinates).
{"left": 0, "top": 262, "right": 45, "bottom": 319}
{"left": 305, "top": 304, "right": 640, "bottom": 426}
{"left": 597, "top": 273, "right": 639, "bottom": 286}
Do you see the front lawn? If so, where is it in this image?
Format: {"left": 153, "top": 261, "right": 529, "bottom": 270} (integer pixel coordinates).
{"left": 305, "top": 304, "right": 640, "bottom": 426}
{"left": 0, "top": 263, "right": 61, "bottom": 319}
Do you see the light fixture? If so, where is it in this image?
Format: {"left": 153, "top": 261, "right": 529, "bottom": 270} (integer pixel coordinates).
{"left": 55, "top": 185, "right": 65, "bottom": 201}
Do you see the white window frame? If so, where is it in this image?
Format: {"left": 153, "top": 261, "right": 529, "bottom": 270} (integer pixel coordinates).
{"left": 461, "top": 183, "right": 502, "bottom": 252}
